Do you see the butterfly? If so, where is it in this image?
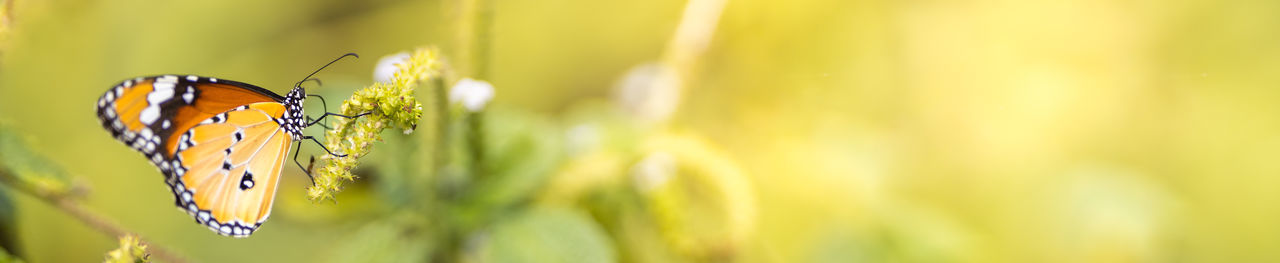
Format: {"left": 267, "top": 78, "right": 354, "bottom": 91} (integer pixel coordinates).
{"left": 95, "top": 54, "right": 364, "bottom": 237}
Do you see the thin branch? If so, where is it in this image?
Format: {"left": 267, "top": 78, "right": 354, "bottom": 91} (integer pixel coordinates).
{"left": 0, "top": 170, "right": 187, "bottom": 263}
{"left": 663, "top": 0, "right": 729, "bottom": 74}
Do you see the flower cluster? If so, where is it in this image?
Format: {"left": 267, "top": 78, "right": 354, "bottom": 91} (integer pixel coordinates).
{"left": 103, "top": 234, "right": 149, "bottom": 263}
{"left": 307, "top": 47, "right": 442, "bottom": 202}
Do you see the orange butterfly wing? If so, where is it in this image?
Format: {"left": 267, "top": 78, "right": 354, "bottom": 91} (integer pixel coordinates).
{"left": 97, "top": 75, "right": 298, "bottom": 237}
{"left": 172, "top": 102, "right": 293, "bottom": 237}
{"left": 97, "top": 75, "right": 283, "bottom": 161}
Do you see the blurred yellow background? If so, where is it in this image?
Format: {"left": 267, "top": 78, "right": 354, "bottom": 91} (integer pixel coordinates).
{"left": 0, "top": 0, "right": 1274, "bottom": 262}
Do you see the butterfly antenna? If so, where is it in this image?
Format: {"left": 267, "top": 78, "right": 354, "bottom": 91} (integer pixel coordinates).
{"left": 294, "top": 53, "right": 358, "bottom": 88}
{"left": 298, "top": 78, "right": 323, "bottom": 88}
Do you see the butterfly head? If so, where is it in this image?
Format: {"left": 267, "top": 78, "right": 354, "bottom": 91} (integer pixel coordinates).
{"left": 281, "top": 86, "right": 307, "bottom": 140}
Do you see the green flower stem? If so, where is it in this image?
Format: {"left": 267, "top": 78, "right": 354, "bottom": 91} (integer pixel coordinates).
{"left": 432, "top": 77, "right": 451, "bottom": 178}
{"left": 465, "top": 111, "right": 486, "bottom": 179}
{"left": 456, "top": 0, "right": 493, "bottom": 79}
{"left": 473, "top": 0, "right": 493, "bottom": 79}
{"left": 308, "top": 47, "right": 442, "bottom": 202}
{"left": 662, "top": 0, "right": 727, "bottom": 75}
{"left": 0, "top": 0, "right": 11, "bottom": 52}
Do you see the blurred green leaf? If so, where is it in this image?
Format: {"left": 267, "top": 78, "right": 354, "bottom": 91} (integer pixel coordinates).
{"left": 0, "top": 125, "right": 74, "bottom": 197}
{"left": 0, "top": 246, "right": 23, "bottom": 263}
{"left": 478, "top": 207, "right": 615, "bottom": 263}
{"left": 807, "top": 226, "right": 886, "bottom": 263}
{"left": 0, "top": 187, "right": 16, "bottom": 259}
{"left": 465, "top": 108, "right": 564, "bottom": 211}
{"left": 326, "top": 218, "right": 434, "bottom": 263}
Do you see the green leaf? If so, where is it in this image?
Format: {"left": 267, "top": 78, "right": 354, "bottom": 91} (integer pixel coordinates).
{"left": 466, "top": 108, "right": 564, "bottom": 209}
{"left": 325, "top": 219, "right": 434, "bottom": 263}
{"left": 0, "top": 246, "right": 24, "bottom": 263}
{"left": 0, "top": 187, "right": 16, "bottom": 261}
{"left": 0, "top": 125, "right": 73, "bottom": 197}
{"left": 479, "top": 207, "right": 615, "bottom": 263}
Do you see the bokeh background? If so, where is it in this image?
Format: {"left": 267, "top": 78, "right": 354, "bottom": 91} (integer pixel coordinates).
{"left": 0, "top": 0, "right": 1276, "bottom": 262}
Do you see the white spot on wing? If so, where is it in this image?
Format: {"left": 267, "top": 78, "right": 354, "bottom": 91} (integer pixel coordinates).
{"left": 139, "top": 107, "right": 160, "bottom": 124}
{"left": 153, "top": 78, "right": 176, "bottom": 92}
{"left": 139, "top": 128, "right": 154, "bottom": 140}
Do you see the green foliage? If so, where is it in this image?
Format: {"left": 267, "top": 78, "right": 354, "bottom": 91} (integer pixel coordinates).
{"left": 458, "top": 108, "right": 563, "bottom": 220}
{"left": 0, "top": 124, "right": 75, "bottom": 198}
{"left": 0, "top": 246, "right": 22, "bottom": 263}
{"left": 476, "top": 208, "right": 615, "bottom": 263}
{"left": 325, "top": 215, "right": 435, "bottom": 263}
{"left": 0, "top": 0, "right": 759, "bottom": 258}
{"left": 290, "top": 43, "right": 756, "bottom": 262}
{"left": 637, "top": 134, "right": 756, "bottom": 261}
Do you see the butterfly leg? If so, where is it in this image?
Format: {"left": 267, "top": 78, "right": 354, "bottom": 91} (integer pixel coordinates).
{"left": 304, "top": 94, "right": 375, "bottom": 128}
{"left": 292, "top": 140, "right": 317, "bottom": 185}
{"left": 302, "top": 135, "right": 347, "bottom": 158}
{"left": 290, "top": 135, "right": 346, "bottom": 186}
{"left": 305, "top": 111, "right": 373, "bottom": 128}
{"left": 305, "top": 116, "right": 333, "bottom": 129}
{"left": 304, "top": 94, "right": 335, "bottom": 129}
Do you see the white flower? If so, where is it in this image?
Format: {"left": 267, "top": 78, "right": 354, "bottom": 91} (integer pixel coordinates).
{"left": 450, "top": 78, "right": 496, "bottom": 112}
{"left": 614, "top": 63, "right": 680, "bottom": 123}
{"left": 373, "top": 52, "right": 411, "bottom": 83}
{"left": 632, "top": 151, "right": 676, "bottom": 193}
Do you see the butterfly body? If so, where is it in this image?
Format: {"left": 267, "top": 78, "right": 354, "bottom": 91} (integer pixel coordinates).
{"left": 96, "top": 75, "right": 308, "bottom": 237}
